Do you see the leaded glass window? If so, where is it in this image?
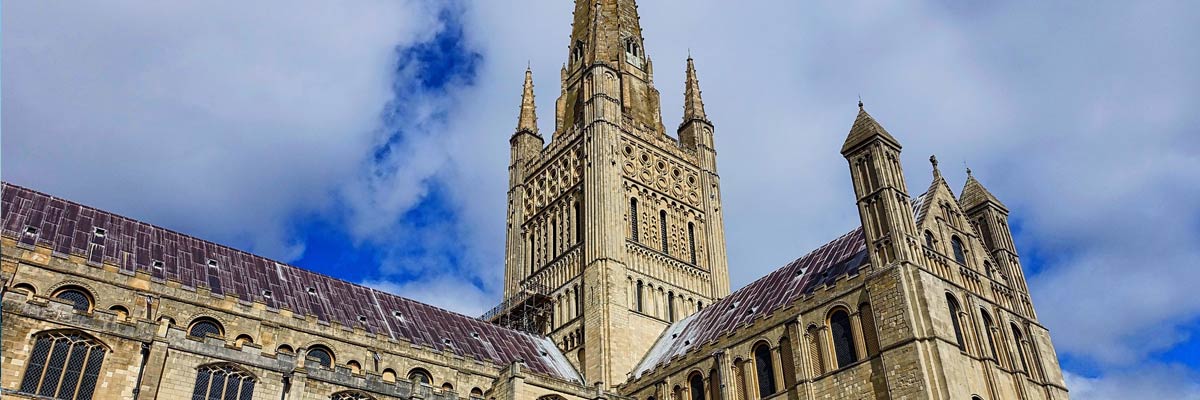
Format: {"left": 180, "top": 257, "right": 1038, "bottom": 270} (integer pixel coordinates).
{"left": 19, "top": 331, "right": 107, "bottom": 400}
{"left": 191, "top": 363, "right": 255, "bottom": 400}
{"left": 307, "top": 346, "right": 334, "bottom": 368}
{"left": 753, "top": 343, "right": 776, "bottom": 397}
{"left": 188, "top": 318, "right": 224, "bottom": 338}
{"left": 829, "top": 309, "right": 859, "bottom": 368}
{"left": 53, "top": 287, "right": 93, "bottom": 312}
{"left": 332, "top": 390, "right": 374, "bottom": 400}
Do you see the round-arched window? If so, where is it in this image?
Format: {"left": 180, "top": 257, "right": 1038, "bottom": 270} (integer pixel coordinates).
{"left": 408, "top": 368, "right": 432, "bottom": 386}
{"left": 52, "top": 286, "right": 93, "bottom": 312}
{"left": 187, "top": 318, "right": 224, "bottom": 338}
{"left": 951, "top": 236, "right": 967, "bottom": 264}
{"left": 306, "top": 345, "right": 334, "bottom": 368}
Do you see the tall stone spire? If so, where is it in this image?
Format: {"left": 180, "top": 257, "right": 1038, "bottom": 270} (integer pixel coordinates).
{"left": 682, "top": 56, "right": 707, "bottom": 123}
{"left": 567, "top": 0, "right": 646, "bottom": 66}
{"left": 841, "top": 104, "right": 901, "bottom": 155}
{"left": 960, "top": 169, "right": 1007, "bottom": 212}
{"left": 516, "top": 67, "right": 538, "bottom": 136}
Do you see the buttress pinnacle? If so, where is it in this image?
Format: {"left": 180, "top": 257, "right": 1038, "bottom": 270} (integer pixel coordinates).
{"left": 683, "top": 56, "right": 707, "bottom": 122}
{"left": 516, "top": 67, "right": 538, "bottom": 135}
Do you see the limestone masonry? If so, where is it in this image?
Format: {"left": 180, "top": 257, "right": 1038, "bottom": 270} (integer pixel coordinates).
{"left": 1, "top": 1, "right": 1068, "bottom": 399}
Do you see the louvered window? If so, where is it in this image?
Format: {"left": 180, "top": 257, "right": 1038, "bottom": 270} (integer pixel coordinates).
{"left": 191, "top": 363, "right": 255, "bottom": 400}
{"left": 630, "top": 199, "right": 639, "bottom": 241}
{"left": 19, "top": 331, "right": 107, "bottom": 400}
{"left": 660, "top": 210, "right": 669, "bottom": 253}
{"left": 688, "top": 222, "right": 697, "bottom": 265}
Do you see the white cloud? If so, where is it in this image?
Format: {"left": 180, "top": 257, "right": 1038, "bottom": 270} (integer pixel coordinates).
{"left": 1065, "top": 366, "right": 1200, "bottom": 400}
{"left": 2, "top": 0, "right": 443, "bottom": 260}
{"left": 6, "top": 0, "right": 1199, "bottom": 386}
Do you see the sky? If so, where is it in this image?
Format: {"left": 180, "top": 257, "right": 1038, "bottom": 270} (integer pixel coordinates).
{"left": 3, "top": 1, "right": 1199, "bottom": 398}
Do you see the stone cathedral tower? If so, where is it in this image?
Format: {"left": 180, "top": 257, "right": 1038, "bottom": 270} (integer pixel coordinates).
{"left": 499, "top": 0, "right": 730, "bottom": 386}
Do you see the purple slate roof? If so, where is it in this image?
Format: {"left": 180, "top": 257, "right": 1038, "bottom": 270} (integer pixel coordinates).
{"left": 1, "top": 182, "right": 581, "bottom": 382}
{"left": 633, "top": 227, "right": 869, "bottom": 378}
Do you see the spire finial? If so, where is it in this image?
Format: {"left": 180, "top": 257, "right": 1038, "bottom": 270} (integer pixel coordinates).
{"left": 966, "top": 164, "right": 973, "bottom": 177}
{"left": 682, "top": 56, "right": 707, "bottom": 122}
{"left": 516, "top": 68, "right": 538, "bottom": 135}
{"left": 930, "top": 155, "right": 940, "bottom": 175}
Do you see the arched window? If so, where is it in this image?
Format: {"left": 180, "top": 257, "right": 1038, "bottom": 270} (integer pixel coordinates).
{"left": 276, "top": 344, "right": 294, "bottom": 355}
{"left": 971, "top": 396, "right": 984, "bottom": 400}
{"left": 636, "top": 280, "right": 645, "bottom": 312}
{"left": 12, "top": 282, "right": 36, "bottom": 297}
{"left": 333, "top": 390, "right": 375, "bottom": 400}
{"left": 779, "top": 336, "right": 796, "bottom": 388}
{"left": 441, "top": 382, "right": 454, "bottom": 391}
{"left": 1011, "top": 324, "right": 1029, "bottom": 373}
{"left": 829, "top": 308, "right": 859, "bottom": 368}
{"left": 470, "top": 387, "right": 485, "bottom": 399}
{"left": 551, "top": 219, "right": 558, "bottom": 257}
{"left": 187, "top": 317, "right": 224, "bottom": 338}
{"left": 575, "top": 202, "right": 583, "bottom": 243}
{"left": 108, "top": 305, "right": 129, "bottom": 320}
{"left": 191, "top": 363, "right": 255, "bottom": 400}
{"left": 234, "top": 334, "right": 254, "bottom": 347}
{"left": 859, "top": 303, "right": 879, "bottom": 357}
{"left": 18, "top": 331, "right": 107, "bottom": 400}
{"left": 946, "top": 294, "right": 966, "bottom": 351}
{"left": 689, "top": 372, "right": 705, "bottom": 400}
{"left": 980, "top": 310, "right": 999, "bottom": 362}
{"left": 709, "top": 368, "right": 722, "bottom": 400}
{"left": 306, "top": 345, "right": 334, "bottom": 369}
{"left": 660, "top": 210, "right": 669, "bottom": 253}
{"left": 688, "top": 222, "right": 697, "bottom": 265}
{"left": 806, "top": 325, "right": 824, "bottom": 376}
{"left": 408, "top": 368, "right": 432, "bottom": 386}
{"left": 753, "top": 342, "right": 777, "bottom": 397}
{"left": 575, "top": 285, "right": 583, "bottom": 316}
{"left": 924, "top": 230, "right": 935, "bottom": 249}
{"left": 346, "top": 360, "right": 362, "bottom": 374}
{"left": 668, "top": 292, "right": 676, "bottom": 321}
{"left": 382, "top": 369, "right": 398, "bottom": 383}
{"left": 951, "top": 236, "right": 967, "bottom": 264}
{"left": 52, "top": 286, "right": 93, "bottom": 312}
{"left": 630, "top": 198, "right": 639, "bottom": 242}
{"left": 732, "top": 359, "right": 747, "bottom": 400}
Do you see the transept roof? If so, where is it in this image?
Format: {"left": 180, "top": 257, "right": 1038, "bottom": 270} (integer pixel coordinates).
{"left": 633, "top": 227, "right": 868, "bottom": 378}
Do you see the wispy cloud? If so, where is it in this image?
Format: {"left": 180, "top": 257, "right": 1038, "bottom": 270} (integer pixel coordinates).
{"left": 4, "top": 1, "right": 1198, "bottom": 395}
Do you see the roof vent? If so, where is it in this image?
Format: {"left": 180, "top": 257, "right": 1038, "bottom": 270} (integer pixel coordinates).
{"left": 207, "top": 259, "right": 219, "bottom": 269}
{"left": 357, "top": 315, "right": 368, "bottom": 323}
{"left": 470, "top": 332, "right": 480, "bottom": 339}
{"left": 393, "top": 311, "right": 405, "bottom": 322}
{"left": 684, "top": 340, "right": 691, "bottom": 345}
{"left": 261, "top": 290, "right": 273, "bottom": 299}
{"left": 93, "top": 227, "right": 107, "bottom": 238}
{"left": 24, "top": 226, "right": 38, "bottom": 235}
{"left": 671, "top": 333, "right": 679, "bottom": 339}
{"left": 152, "top": 260, "right": 164, "bottom": 270}
{"left": 306, "top": 287, "right": 317, "bottom": 295}
{"left": 442, "top": 338, "right": 453, "bottom": 346}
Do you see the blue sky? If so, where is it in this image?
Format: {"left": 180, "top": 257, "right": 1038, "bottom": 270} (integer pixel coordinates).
{"left": 3, "top": 1, "right": 1198, "bottom": 398}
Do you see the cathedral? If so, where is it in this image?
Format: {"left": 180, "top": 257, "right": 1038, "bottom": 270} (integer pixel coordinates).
{"left": 0, "top": 1, "right": 1069, "bottom": 399}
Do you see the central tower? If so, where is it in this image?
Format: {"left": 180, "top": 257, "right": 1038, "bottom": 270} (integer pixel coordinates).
{"left": 499, "top": 0, "right": 730, "bottom": 387}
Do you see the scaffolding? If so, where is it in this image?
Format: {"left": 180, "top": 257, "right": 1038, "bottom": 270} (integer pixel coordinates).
{"left": 480, "top": 281, "right": 552, "bottom": 335}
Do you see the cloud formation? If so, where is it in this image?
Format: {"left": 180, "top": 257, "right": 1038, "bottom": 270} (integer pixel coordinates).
{"left": 4, "top": 0, "right": 1198, "bottom": 396}
{"left": 2, "top": 0, "right": 442, "bottom": 260}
